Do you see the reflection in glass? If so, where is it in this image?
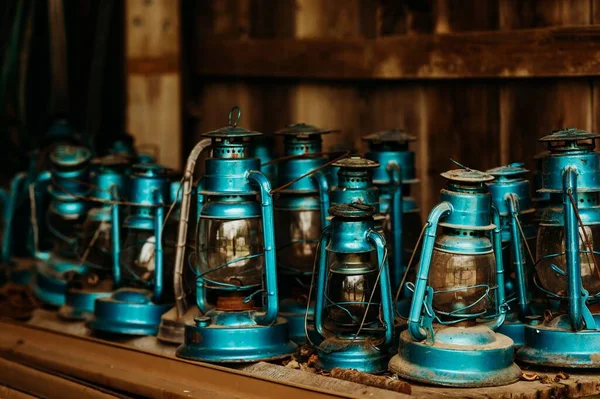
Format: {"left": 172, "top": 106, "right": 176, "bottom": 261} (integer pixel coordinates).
{"left": 275, "top": 208, "right": 321, "bottom": 274}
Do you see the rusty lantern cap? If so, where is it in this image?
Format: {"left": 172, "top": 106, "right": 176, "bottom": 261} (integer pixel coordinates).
{"left": 539, "top": 127, "right": 600, "bottom": 142}
{"left": 486, "top": 162, "right": 529, "bottom": 177}
{"left": 203, "top": 106, "right": 262, "bottom": 139}
{"left": 361, "top": 128, "right": 416, "bottom": 144}
{"left": 332, "top": 156, "right": 379, "bottom": 169}
{"left": 275, "top": 123, "right": 338, "bottom": 138}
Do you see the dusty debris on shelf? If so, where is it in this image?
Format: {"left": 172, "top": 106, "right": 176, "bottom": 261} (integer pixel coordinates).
{"left": 330, "top": 368, "right": 412, "bottom": 395}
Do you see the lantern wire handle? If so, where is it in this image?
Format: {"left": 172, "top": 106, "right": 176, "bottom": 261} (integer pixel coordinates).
{"left": 513, "top": 213, "right": 536, "bottom": 267}
{"left": 394, "top": 222, "right": 429, "bottom": 316}
{"left": 567, "top": 190, "right": 600, "bottom": 280}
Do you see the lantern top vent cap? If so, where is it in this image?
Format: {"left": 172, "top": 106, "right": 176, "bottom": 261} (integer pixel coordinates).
{"left": 275, "top": 122, "right": 338, "bottom": 138}
{"left": 441, "top": 168, "right": 494, "bottom": 183}
{"left": 132, "top": 163, "right": 171, "bottom": 178}
{"left": 50, "top": 144, "right": 92, "bottom": 167}
{"left": 486, "top": 162, "right": 529, "bottom": 177}
{"left": 539, "top": 127, "right": 600, "bottom": 142}
{"left": 202, "top": 106, "right": 262, "bottom": 138}
{"left": 332, "top": 156, "right": 379, "bottom": 169}
{"left": 329, "top": 202, "right": 376, "bottom": 218}
{"left": 361, "top": 128, "right": 416, "bottom": 143}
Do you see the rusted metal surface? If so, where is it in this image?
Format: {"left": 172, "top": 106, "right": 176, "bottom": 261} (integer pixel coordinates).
{"left": 0, "top": 357, "right": 120, "bottom": 399}
{"left": 216, "top": 293, "right": 256, "bottom": 311}
{"left": 330, "top": 368, "right": 412, "bottom": 395}
{"left": 0, "top": 321, "right": 358, "bottom": 399}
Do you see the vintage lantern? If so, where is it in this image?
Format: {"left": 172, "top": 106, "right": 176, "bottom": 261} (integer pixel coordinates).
{"left": 273, "top": 123, "right": 334, "bottom": 344}
{"left": 312, "top": 203, "right": 394, "bottom": 373}
{"left": 58, "top": 155, "right": 130, "bottom": 320}
{"left": 31, "top": 144, "right": 92, "bottom": 306}
{"left": 517, "top": 128, "right": 600, "bottom": 367}
{"left": 532, "top": 151, "right": 551, "bottom": 225}
{"left": 252, "top": 132, "right": 278, "bottom": 184}
{"left": 88, "top": 164, "right": 174, "bottom": 335}
{"left": 388, "top": 168, "right": 521, "bottom": 387}
{"left": 176, "top": 108, "right": 296, "bottom": 363}
{"left": 362, "top": 129, "right": 421, "bottom": 295}
{"left": 486, "top": 163, "right": 537, "bottom": 346}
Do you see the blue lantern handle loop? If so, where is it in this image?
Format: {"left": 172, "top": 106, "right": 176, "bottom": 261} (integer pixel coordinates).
{"left": 487, "top": 205, "right": 507, "bottom": 331}
{"left": 153, "top": 189, "right": 166, "bottom": 302}
{"left": 173, "top": 138, "right": 212, "bottom": 317}
{"left": 387, "top": 161, "right": 404, "bottom": 291}
{"left": 367, "top": 229, "right": 395, "bottom": 347}
{"left": 1, "top": 172, "right": 26, "bottom": 263}
{"left": 247, "top": 170, "right": 279, "bottom": 325}
{"left": 563, "top": 167, "right": 586, "bottom": 331}
{"left": 312, "top": 171, "right": 330, "bottom": 228}
{"left": 228, "top": 106, "right": 241, "bottom": 127}
{"left": 505, "top": 193, "right": 530, "bottom": 318}
{"left": 408, "top": 201, "right": 452, "bottom": 342}
{"left": 111, "top": 185, "right": 121, "bottom": 287}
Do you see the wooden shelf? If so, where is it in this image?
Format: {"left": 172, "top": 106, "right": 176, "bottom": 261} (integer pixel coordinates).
{"left": 196, "top": 25, "right": 600, "bottom": 80}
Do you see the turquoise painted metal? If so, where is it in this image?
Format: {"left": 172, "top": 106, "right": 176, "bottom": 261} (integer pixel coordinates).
{"left": 88, "top": 164, "right": 172, "bottom": 335}
{"left": 362, "top": 129, "right": 421, "bottom": 295}
{"left": 273, "top": 123, "right": 335, "bottom": 344}
{"left": 388, "top": 168, "right": 521, "bottom": 387}
{"left": 176, "top": 107, "right": 296, "bottom": 362}
{"left": 31, "top": 145, "right": 92, "bottom": 306}
{"left": 486, "top": 163, "right": 537, "bottom": 347}
{"left": 252, "top": 133, "right": 278, "bottom": 184}
{"left": 518, "top": 128, "right": 600, "bottom": 368}
{"left": 312, "top": 203, "right": 394, "bottom": 373}
{"left": 59, "top": 155, "right": 130, "bottom": 321}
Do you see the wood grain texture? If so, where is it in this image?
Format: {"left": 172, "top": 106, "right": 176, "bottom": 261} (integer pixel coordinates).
{"left": 195, "top": 25, "right": 600, "bottom": 80}
{"left": 498, "top": 0, "right": 592, "bottom": 167}
{"left": 126, "top": 0, "right": 181, "bottom": 169}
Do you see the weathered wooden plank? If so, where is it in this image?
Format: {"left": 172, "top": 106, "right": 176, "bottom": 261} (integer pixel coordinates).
{"left": 498, "top": 0, "right": 592, "bottom": 167}
{"left": 195, "top": 24, "right": 600, "bottom": 80}
{"left": 125, "top": 0, "right": 182, "bottom": 169}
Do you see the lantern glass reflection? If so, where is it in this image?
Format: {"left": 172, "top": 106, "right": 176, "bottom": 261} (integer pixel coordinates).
{"left": 48, "top": 211, "right": 84, "bottom": 259}
{"left": 326, "top": 252, "right": 381, "bottom": 330}
{"left": 275, "top": 206, "right": 321, "bottom": 274}
{"left": 80, "top": 209, "right": 113, "bottom": 277}
{"left": 197, "top": 217, "right": 264, "bottom": 288}
{"left": 536, "top": 224, "right": 600, "bottom": 296}
{"left": 427, "top": 231, "right": 496, "bottom": 318}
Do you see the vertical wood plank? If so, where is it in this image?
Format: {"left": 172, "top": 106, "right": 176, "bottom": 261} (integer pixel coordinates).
{"left": 290, "top": 0, "right": 375, "bottom": 151}
{"left": 125, "top": 0, "right": 181, "bottom": 169}
{"left": 499, "top": 0, "right": 592, "bottom": 167}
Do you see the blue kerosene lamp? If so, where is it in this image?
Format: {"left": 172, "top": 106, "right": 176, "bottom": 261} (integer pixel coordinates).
{"left": 31, "top": 144, "right": 92, "bottom": 306}
{"left": 88, "top": 164, "right": 174, "bottom": 335}
{"left": 58, "top": 155, "right": 130, "bottom": 320}
{"left": 388, "top": 168, "right": 521, "bottom": 387}
{"left": 312, "top": 203, "right": 394, "bottom": 373}
{"left": 176, "top": 108, "right": 296, "bottom": 363}
{"left": 518, "top": 128, "right": 600, "bottom": 367}
{"left": 486, "top": 163, "right": 537, "bottom": 347}
{"left": 362, "top": 129, "right": 421, "bottom": 294}
{"left": 273, "top": 123, "right": 334, "bottom": 344}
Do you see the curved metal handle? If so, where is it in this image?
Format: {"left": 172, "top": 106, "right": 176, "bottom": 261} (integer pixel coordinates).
{"left": 407, "top": 202, "right": 451, "bottom": 341}
{"left": 33, "top": 171, "right": 52, "bottom": 259}
{"left": 505, "top": 193, "right": 529, "bottom": 319}
{"left": 487, "top": 205, "right": 507, "bottom": 331}
{"left": 247, "top": 170, "right": 278, "bottom": 325}
{"left": 1, "top": 172, "right": 26, "bottom": 262}
{"left": 111, "top": 185, "right": 121, "bottom": 287}
{"left": 563, "top": 167, "right": 585, "bottom": 331}
{"left": 174, "top": 138, "right": 212, "bottom": 317}
{"left": 368, "top": 230, "right": 395, "bottom": 346}
{"left": 314, "top": 227, "right": 331, "bottom": 338}
{"left": 312, "top": 171, "right": 330, "bottom": 228}
{"left": 153, "top": 190, "right": 165, "bottom": 302}
{"left": 387, "top": 161, "right": 403, "bottom": 291}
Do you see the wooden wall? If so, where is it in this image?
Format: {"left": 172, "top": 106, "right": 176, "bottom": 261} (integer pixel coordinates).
{"left": 183, "top": 0, "right": 600, "bottom": 215}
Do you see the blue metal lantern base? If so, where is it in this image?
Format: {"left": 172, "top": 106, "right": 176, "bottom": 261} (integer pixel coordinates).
{"left": 497, "top": 317, "right": 525, "bottom": 348}
{"left": 279, "top": 298, "right": 319, "bottom": 345}
{"left": 88, "top": 288, "right": 171, "bottom": 335}
{"left": 316, "top": 336, "right": 390, "bottom": 373}
{"left": 517, "top": 314, "right": 600, "bottom": 368}
{"left": 58, "top": 289, "right": 112, "bottom": 321}
{"left": 389, "top": 327, "right": 521, "bottom": 387}
{"left": 177, "top": 312, "right": 296, "bottom": 363}
{"left": 32, "top": 259, "right": 86, "bottom": 307}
